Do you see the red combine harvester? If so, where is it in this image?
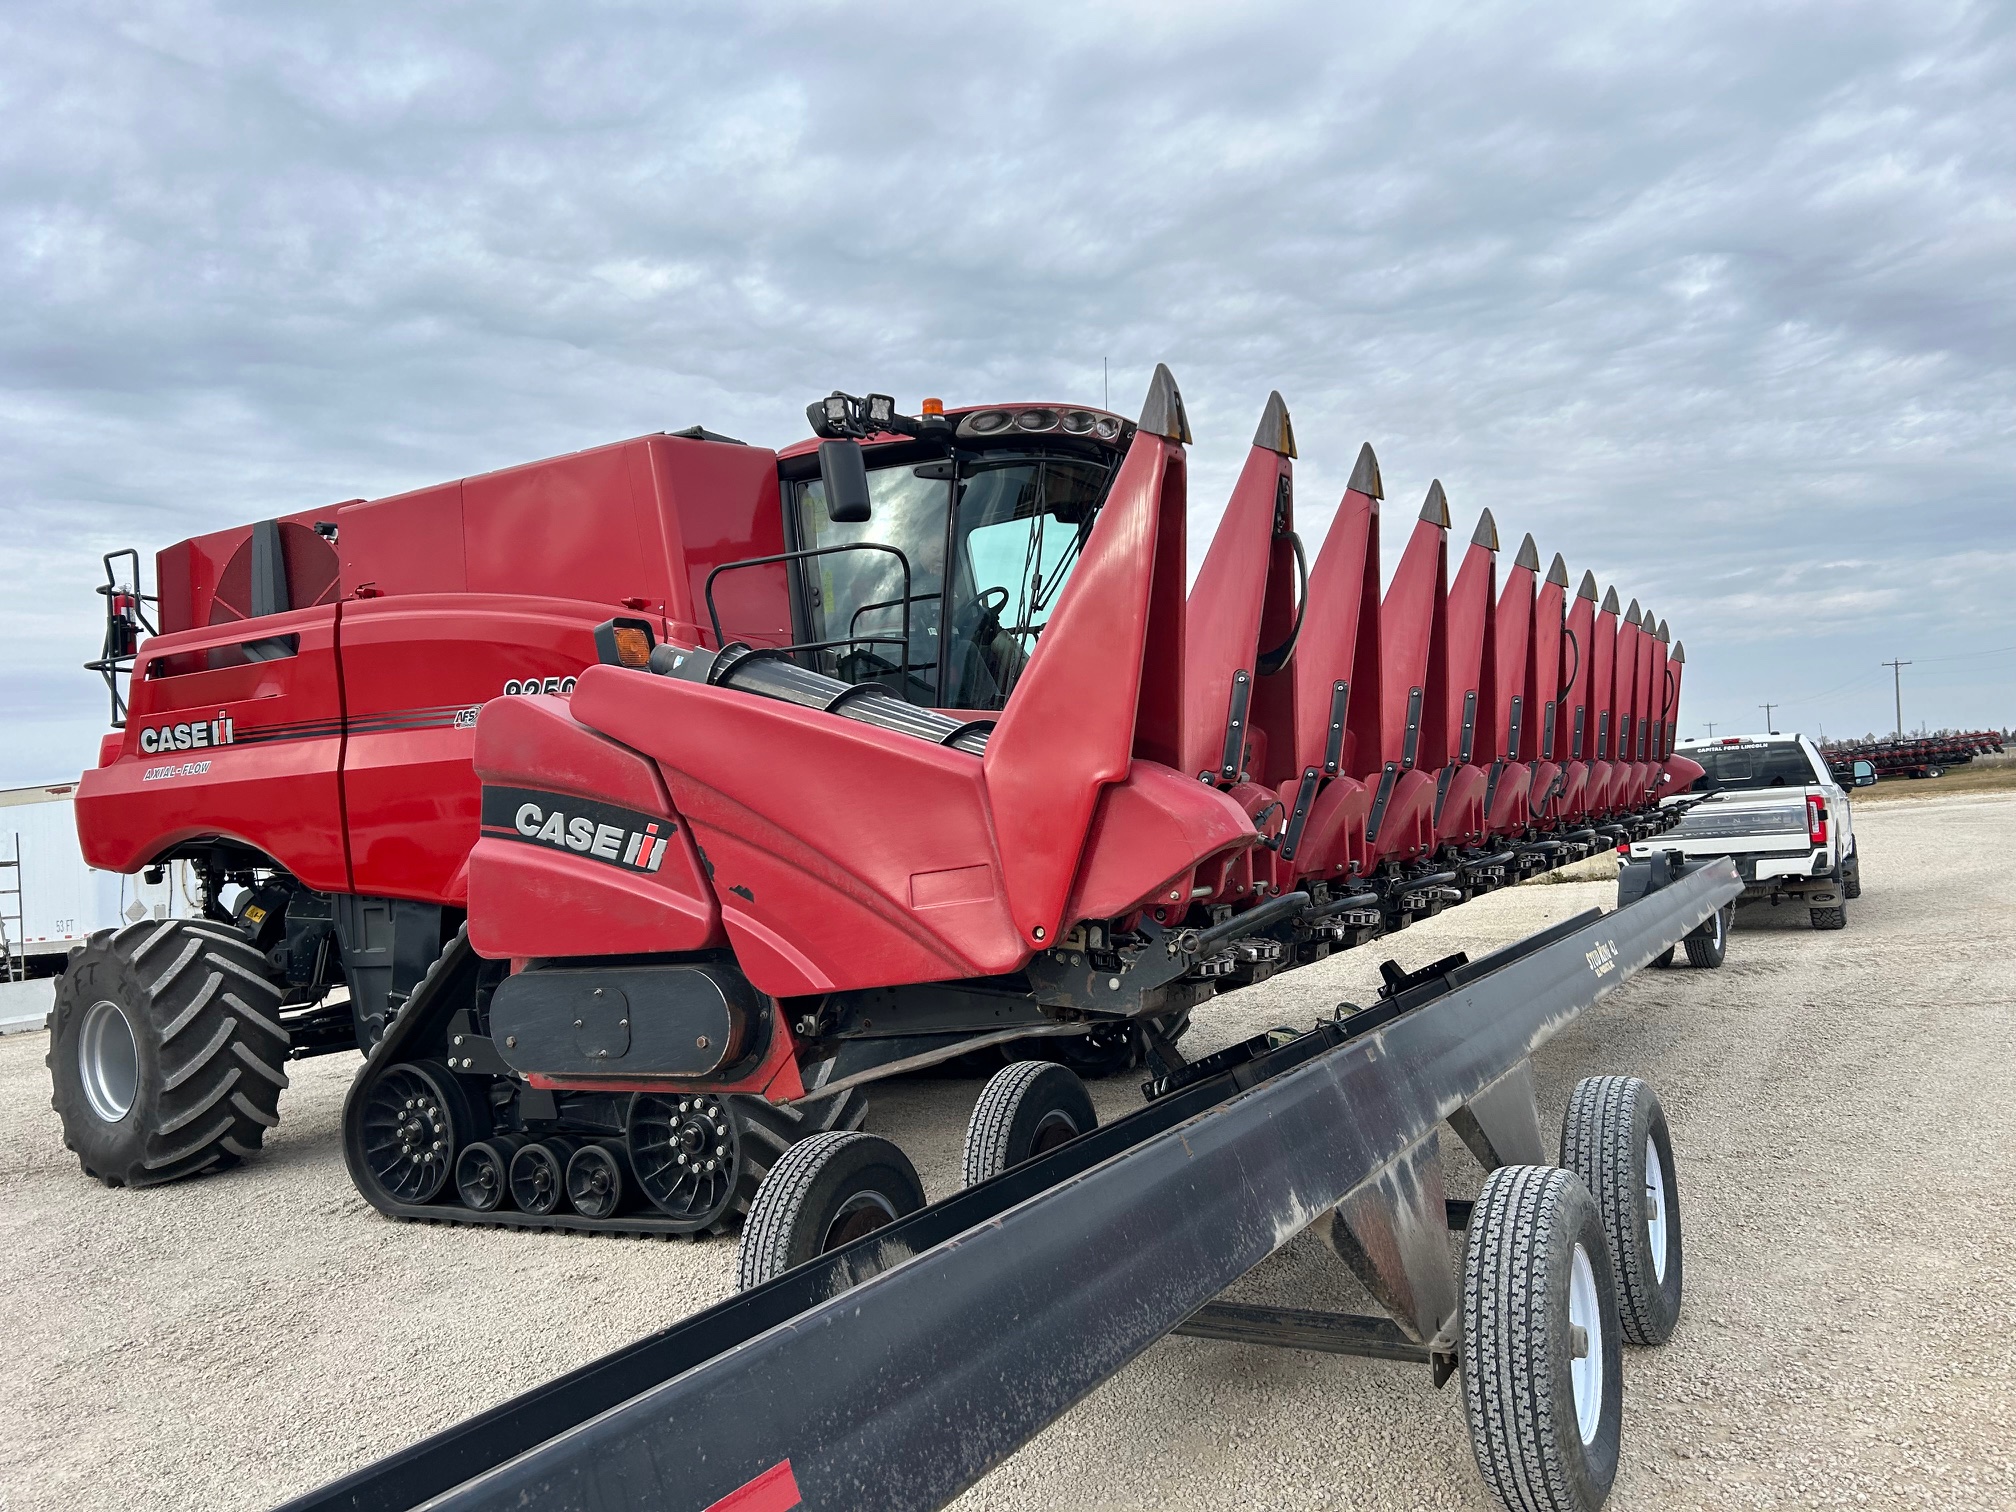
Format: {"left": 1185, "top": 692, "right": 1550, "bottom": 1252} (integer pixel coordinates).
{"left": 52, "top": 369, "right": 1702, "bottom": 1241}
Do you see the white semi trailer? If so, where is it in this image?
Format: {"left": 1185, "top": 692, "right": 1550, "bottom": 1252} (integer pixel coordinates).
{"left": 0, "top": 781, "right": 193, "bottom": 975}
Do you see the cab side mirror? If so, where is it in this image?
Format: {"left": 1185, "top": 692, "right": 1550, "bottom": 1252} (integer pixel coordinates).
{"left": 1852, "top": 759, "right": 1877, "bottom": 787}
{"left": 819, "top": 440, "right": 872, "bottom": 524}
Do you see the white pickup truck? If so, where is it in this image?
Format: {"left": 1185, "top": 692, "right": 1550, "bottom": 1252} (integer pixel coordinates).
{"left": 1628, "top": 732, "right": 1874, "bottom": 931}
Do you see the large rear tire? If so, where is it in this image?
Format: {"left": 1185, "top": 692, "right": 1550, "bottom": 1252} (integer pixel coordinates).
{"left": 1810, "top": 903, "right": 1847, "bottom": 931}
{"left": 49, "top": 919, "right": 289, "bottom": 1188}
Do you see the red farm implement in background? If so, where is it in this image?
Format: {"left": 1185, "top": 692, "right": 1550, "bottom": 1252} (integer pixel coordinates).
{"left": 1823, "top": 730, "right": 2006, "bottom": 781}
{"left": 52, "top": 368, "right": 1701, "bottom": 1241}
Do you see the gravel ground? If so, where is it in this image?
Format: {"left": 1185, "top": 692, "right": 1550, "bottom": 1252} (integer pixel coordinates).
{"left": 2, "top": 794, "right": 2012, "bottom": 1512}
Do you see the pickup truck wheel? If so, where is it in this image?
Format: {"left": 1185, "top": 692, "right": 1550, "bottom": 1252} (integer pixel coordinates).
{"left": 1683, "top": 905, "right": 1730, "bottom": 969}
{"left": 1841, "top": 859, "right": 1861, "bottom": 900}
{"left": 48, "top": 919, "right": 289, "bottom": 1188}
{"left": 1810, "top": 903, "right": 1847, "bottom": 931}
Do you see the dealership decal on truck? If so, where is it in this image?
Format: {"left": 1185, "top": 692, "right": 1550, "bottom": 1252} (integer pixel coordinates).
{"left": 138, "top": 712, "right": 234, "bottom": 754}
{"left": 479, "top": 785, "right": 674, "bottom": 872}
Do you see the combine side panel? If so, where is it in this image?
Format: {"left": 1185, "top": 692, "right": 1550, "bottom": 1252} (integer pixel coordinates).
{"left": 75, "top": 605, "right": 352, "bottom": 891}
{"left": 573, "top": 670, "right": 1022, "bottom": 994}
{"left": 339, "top": 596, "right": 612, "bottom": 906}
{"left": 467, "top": 694, "right": 724, "bottom": 959}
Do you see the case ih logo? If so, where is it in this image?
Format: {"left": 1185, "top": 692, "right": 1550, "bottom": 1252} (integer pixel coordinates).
{"left": 481, "top": 786, "right": 672, "bottom": 872}
{"left": 138, "top": 712, "right": 234, "bottom": 754}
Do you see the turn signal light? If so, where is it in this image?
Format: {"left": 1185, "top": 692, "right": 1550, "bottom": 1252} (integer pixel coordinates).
{"left": 592, "top": 616, "right": 659, "bottom": 669}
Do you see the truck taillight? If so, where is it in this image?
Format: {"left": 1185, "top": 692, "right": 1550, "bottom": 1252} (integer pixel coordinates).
{"left": 1807, "top": 795, "right": 1828, "bottom": 846}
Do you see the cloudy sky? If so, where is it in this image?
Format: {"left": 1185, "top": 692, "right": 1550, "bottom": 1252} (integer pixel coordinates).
{"left": 4, "top": 0, "right": 2012, "bottom": 785}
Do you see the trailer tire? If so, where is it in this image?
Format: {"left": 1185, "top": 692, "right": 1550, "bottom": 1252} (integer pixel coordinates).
{"left": 1650, "top": 947, "right": 1675, "bottom": 970}
{"left": 48, "top": 918, "right": 288, "bottom": 1188}
{"left": 1682, "top": 905, "right": 1730, "bottom": 969}
{"left": 1810, "top": 903, "right": 1847, "bottom": 931}
{"left": 1560, "top": 1076, "right": 1683, "bottom": 1345}
{"left": 736, "top": 1131, "right": 925, "bottom": 1291}
{"left": 1461, "top": 1165, "right": 1622, "bottom": 1512}
{"left": 962, "top": 1061, "right": 1097, "bottom": 1187}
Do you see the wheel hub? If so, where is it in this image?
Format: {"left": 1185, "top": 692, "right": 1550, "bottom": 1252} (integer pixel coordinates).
{"left": 78, "top": 999, "right": 140, "bottom": 1124}
{"left": 1567, "top": 1240, "right": 1605, "bottom": 1445}
{"left": 628, "top": 1093, "right": 741, "bottom": 1228}
{"left": 359, "top": 1065, "right": 462, "bottom": 1205}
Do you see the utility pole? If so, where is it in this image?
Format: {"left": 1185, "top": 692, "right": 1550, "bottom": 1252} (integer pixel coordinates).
{"left": 1103, "top": 358, "right": 1109, "bottom": 411}
{"left": 1881, "top": 658, "right": 1911, "bottom": 738}
{"left": 1704, "top": 722, "right": 1717, "bottom": 738}
{"left": 1759, "top": 703, "right": 1777, "bottom": 733}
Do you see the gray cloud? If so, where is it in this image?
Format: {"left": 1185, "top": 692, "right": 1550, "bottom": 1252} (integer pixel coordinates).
{"left": 4, "top": 0, "right": 2012, "bottom": 782}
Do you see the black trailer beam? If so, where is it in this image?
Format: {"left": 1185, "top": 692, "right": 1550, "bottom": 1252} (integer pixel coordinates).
{"left": 281, "top": 857, "right": 1738, "bottom": 1512}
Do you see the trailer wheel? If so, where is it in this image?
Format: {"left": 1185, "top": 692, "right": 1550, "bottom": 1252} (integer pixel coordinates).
{"left": 1461, "top": 1165, "right": 1622, "bottom": 1512}
{"left": 1810, "top": 903, "right": 1847, "bottom": 931}
{"left": 962, "top": 1061, "right": 1097, "bottom": 1187}
{"left": 48, "top": 919, "right": 289, "bottom": 1188}
{"left": 1650, "top": 947, "right": 1675, "bottom": 970}
{"left": 1682, "top": 905, "right": 1730, "bottom": 969}
{"left": 1560, "top": 1076, "right": 1683, "bottom": 1345}
{"left": 735, "top": 1131, "right": 925, "bottom": 1290}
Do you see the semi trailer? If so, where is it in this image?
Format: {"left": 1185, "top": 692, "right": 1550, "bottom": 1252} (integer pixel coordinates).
{"left": 53, "top": 367, "right": 1705, "bottom": 1243}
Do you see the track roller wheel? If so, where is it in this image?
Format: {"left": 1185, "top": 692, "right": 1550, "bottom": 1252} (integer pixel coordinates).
{"left": 962, "top": 1061, "right": 1096, "bottom": 1187}
{"left": 1561, "top": 1076, "right": 1683, "bottom": 1345}
{"left": 453, "top": 1134, "right": 525, "bottom": 1213}
{"left": 48, "top": 919, "right": 289, "bottom": 1188}
{"left": 735, "top": 1131, "right": 925, "bottom": 1291}
{"left": 508, "top": 1138, "right": 581, "bottom": 1215}
{"left": 565, "top": 1142, "right": 634, "bottom": 1221}
{"left": 1461, "top": 1165, "right": 1622, "bottom": 1512}
{"left": 355, "top": 1061, "right": 473, "bottom": 1206}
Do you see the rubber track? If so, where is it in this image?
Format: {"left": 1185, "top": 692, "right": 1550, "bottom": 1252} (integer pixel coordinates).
{"left": 1461, "top": 1165, "right": 1579, "bottom": 1512}
{"left": 1561, "top": 1075, "right": 1669, "bottom": 1344}
{"left": 348, "top": 930, "right": 872, "bottom": 1238}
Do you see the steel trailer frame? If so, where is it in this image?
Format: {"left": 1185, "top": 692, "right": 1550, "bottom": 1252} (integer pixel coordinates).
{"left": 283, "top": 854, "right": 1739, "bottom": 1512}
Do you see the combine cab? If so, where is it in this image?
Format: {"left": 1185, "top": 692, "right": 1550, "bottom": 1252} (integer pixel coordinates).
{"left": 51, "top": 368, "right": 1697, "bottom": 1243}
